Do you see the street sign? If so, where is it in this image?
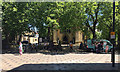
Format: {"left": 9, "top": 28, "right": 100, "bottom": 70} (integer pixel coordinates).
{"left": 111, "top": 32, "right": 115, "bottom": 39}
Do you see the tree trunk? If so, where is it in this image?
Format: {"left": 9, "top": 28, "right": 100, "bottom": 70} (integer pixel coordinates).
{"left": 92, "top": 30, "right": 96, "bottom": 39}
{"left": 92, "top": 20, "right": 97, "bottom": 39}
{"left": 5, "top": 34, "right": 9, "bottom": 44}
{"left": 48, "top": 27, "right": 50, "bottom": 42}
{"left": 4, "top": 34, "right": 10, "bottom": 49}
{"left": 48, "top": 27, "right": 54, "bottom": 48}
{"left": 14, "top": 35, "right": 17, "bottom": 44}
{"left": 92, "top": 24, "right": 96, "bottom": 39}
{"left": 51, "top": 29, "right": 53, "bottom": 43}
{"left": 19, "top": 34, "right": 22, "bottom": 42}
{"left": 51, "top": 24, "right": 53, "bottom": 43}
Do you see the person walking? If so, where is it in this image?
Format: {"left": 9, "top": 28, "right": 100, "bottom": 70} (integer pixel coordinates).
{"left": 100, "top": 42, "right": 104, "bottom": 53}
{"left": 29, "top": 43, "right": 32, "bottom": 52}
{"left": 79, "top": 42, "right": 83, "bottom": 49}
{"left": 44, "top": 42, "right": 47, "bottom": 50}
{"left": 19, "top": 42, "right": 24, "bottom": 55}
{"left": 95, "top": 42, "right": 99, "bottom": 53}
{"left": 83, "top": 41, "right": 87, "bottom": 49}
{"left": 69, "top": 41, "right": 73, "bottom": 51}
{"left": 105, "top": 45, "right": 109, "bottom": 53}
{"left": 98, "top": 41, "right": 103, "bottom": 53}
{"left": 58, "top": 41, "right": 62, "bottom": 51}
{"left": 35, "top": 43, "right": 38, "bottom": 52}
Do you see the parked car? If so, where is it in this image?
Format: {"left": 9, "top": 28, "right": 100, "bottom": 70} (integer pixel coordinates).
{"left": 85, "top": 39, "right": 113, "bottom": 52}
{"left": 101, "top": 39, "right": 113, "bottom": 52}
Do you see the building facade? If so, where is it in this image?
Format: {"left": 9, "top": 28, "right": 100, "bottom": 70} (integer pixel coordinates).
{"left": 53, "top": 29, "right": 83, "bottom": 45}
{"left": 21, "top": 31, "right": 39, "bottom": 44}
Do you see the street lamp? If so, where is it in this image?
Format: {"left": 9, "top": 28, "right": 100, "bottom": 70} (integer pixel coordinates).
{"left": 112, "top": 0, "right": 115, "bottom": 67}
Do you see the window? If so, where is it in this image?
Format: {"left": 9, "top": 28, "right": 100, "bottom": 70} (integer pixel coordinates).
{"left": 35, "top": 39, "right": 37, "bottom": 41}
{"left": 24, "top": 38, "right": 26, "bottom": 41}
{"left": 107, "top": 42, "right": 112, "bottom": 46}
{"left": 67, "top": 29, "right": 71, "bottom": 33}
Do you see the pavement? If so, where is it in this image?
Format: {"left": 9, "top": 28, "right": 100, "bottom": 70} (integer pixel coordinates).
{"left": 0, "top": 52, "right": 119, "bottom": 71}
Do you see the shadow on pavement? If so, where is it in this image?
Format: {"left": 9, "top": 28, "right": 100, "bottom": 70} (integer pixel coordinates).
{"left": 2, "top": 46, "right": 91, "bottom": 55}
{"left": 3, "top": 63, "right": 119, "bottom": 72}
{"left": 2, "top": 49, "right": 113, "bottom": 56}
{"left": 2, "top": 45, "right": 116, "bottom": 55}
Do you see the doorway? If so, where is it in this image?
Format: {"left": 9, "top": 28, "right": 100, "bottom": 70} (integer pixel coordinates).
{"left": 62, "top": 35, "right": 68, "bottom": 44}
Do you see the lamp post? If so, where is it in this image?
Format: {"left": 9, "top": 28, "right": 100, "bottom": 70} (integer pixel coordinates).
{"left": 112, "top": 0, "right": 115, "bottom": 67}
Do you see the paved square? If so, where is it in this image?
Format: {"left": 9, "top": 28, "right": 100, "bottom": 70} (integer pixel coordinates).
{"left": 0, "top": 53, "right": 119, "bottom": 71}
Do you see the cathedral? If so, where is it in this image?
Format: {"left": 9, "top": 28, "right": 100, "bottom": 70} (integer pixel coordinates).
{"left": 53, "top": 29, "right": 83, "bottom": 45}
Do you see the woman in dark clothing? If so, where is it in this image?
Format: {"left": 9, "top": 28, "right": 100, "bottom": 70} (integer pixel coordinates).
{"left": 79, "top": 42, "right": 83, "bottom": 49}
{"left": 97, "top": 41, "right": 103, "bottom": 53}
{"left": 84, "top": 41, "right": 87, "bottom": 49}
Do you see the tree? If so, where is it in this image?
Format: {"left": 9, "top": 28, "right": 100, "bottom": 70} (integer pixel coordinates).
{"left": 83, "top": 2, "right": 102, "bottom": 39}
{"left": 98, "top": 2, "right": 113, "bottom": 40}
{"left": 98, "top": 2, "right": 120, "bottom": 42}
{"left": 115, "top": 2, "right": 120, "bottom": 49}
{"left": 2, "top": 2, "right": 30, "bottom": 43}
{"left": 59, "top": 2, "right": 85, "bottom": 33}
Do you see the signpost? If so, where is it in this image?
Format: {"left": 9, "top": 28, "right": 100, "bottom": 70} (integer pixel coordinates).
{"left": 111, "top": 32, "right": 115, "bottom": 63}
{"left": 111, "top": 32, "right": 115, "bottom": 39}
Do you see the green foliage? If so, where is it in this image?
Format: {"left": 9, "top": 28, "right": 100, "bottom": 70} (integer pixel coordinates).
{"left": 2, "top": 2, "right": 120, "bottom": 43}
{"left": 82, "top": 2, "right": 102, "bottom": 39}
{"left": 96, "top": 31, "right": 102, "bottom": 39}
{"left": 59, "top": 2, "right": 85, "bottom": 33}
{"left": 98, "top": 2, "right": 120, "bottom": 40}
{"left": 2, "top": 2, "right": 30, "bottom": 42}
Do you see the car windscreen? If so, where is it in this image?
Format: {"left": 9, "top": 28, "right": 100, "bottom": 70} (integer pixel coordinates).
{"left": 107, "top": 42, "right": 112, "bottom": 46}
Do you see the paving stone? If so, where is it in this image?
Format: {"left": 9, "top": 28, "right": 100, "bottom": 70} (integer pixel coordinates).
{"left": 1, "top": 53, "right": 119, "bottom": 70}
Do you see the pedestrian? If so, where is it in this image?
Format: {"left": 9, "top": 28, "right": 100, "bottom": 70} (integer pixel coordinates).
{"left": 98, "top": 41, "right": 103, "bottom": 53}
{"left": 84, "top": 41, "right": 87, "bottom": 49}
{"left": 19, "top": 42, "right": 24, "bottom": 55}
{"left": 44, "top": 42, "right": 47, "bottom": 50}
{"left": 58, "top": 40, "right": 62, "bottom": 51}
{"left": 35, "top": 43, "right": 38, "bottom": 52}
{"left": 79, "top": 42, "right": 83, "bottom": 49}
{"left": 69, "top": 41, "right": 73, "bottom": 51}
{"left": 95, "top": 42, "right": 99, "bottom": 53}
{"left": 31, "top": 44, "right": 34, "bottom": 52}
{"left": 105, "top": 45, "right": 109, "bottom": 53}
{"left": 29, "top": 43, "right": 32, "bottom": 52}
{"left": 101, "top": 42, "right": 104, "bottom": 53}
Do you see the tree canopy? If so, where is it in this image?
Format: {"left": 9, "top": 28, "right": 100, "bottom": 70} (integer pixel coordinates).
{"left": 2, "top": 2, "right": 120, "bottom": 44}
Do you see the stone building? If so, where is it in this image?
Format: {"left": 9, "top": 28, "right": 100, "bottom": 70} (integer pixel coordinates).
{"left": 53, "top": 29, "right": 83, "bottom": 45}
{"left": 21, "top": 31, "right": 39, "bottom": 44}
